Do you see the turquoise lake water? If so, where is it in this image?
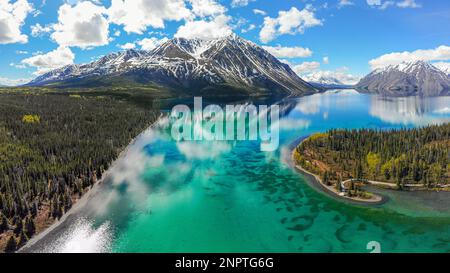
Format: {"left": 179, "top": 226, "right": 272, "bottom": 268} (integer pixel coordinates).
{"left": 28, "top": 90, "right": 450, "bottom": 253}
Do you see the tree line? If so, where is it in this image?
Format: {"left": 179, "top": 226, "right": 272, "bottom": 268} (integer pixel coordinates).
{"left": 295, "top": 123, "right": 449, "bottom": 190}
{"left": 0, "top": 92, "right": 158, "bottom": 252}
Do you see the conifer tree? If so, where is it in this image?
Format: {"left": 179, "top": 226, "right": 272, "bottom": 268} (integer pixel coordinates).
{"left": 0, "top": 213, "right": 8, "bottom": 233}
{"left": 5, "top": 236, "right": 17, "bottom": 253}
{"left": 17, "top": 231, "right": 28, "bottom": 248}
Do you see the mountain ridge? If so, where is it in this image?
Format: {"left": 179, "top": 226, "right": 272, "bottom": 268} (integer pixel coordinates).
{"left": 303, "top": 72, "right": 355, "bottom": 89}
{"left": 28, "top": 34, "right": 317, "bottom": 98}
{"left": 356, "top": 60, "right": 450, "bottom": 96}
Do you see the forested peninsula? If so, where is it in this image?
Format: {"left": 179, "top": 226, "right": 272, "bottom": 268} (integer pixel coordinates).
{"left": 293, "top": 124, "right": 450, "bottom": 201}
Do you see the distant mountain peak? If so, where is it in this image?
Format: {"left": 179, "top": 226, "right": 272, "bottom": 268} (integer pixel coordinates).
{"left": 304, "top": 73, "right": 344, "bottom": 86}
{"left": 357, "top": 60, "right": 450, "bottom": 96}
{"left": 302, "top": 71, "right": 360, "bottom": 89}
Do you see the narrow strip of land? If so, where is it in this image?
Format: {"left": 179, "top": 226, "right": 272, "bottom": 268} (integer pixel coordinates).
{"left": 291, "top": 124, "right": 449, "bottom": 205}
{"left": 291, "top": 151, "right": 384, "bottom": 204}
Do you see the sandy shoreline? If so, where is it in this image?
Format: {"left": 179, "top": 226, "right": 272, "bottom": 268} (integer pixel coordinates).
{"left": 19, "top": 115, "right": 163, "bottom": 252}
{"left": 288, "top": 137, "right": 387, "bottom": 206}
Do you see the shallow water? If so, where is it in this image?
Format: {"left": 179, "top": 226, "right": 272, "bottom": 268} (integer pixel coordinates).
{"left": 27, "top": 90, "right": 450, "bottom": 253}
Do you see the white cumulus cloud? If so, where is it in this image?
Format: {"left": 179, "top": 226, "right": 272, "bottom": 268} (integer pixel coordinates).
{"left": 259, "top": 6, "right": 322, "bottom": 43}
{"left": 369, "top": 45, "right": 450, "bottom": 70}
{"left": 174, "top": 14, "right": 232, "bottom": 40}
{"left": 118, "top": 42, "right": 135, "bottom": 50}
{"left": 21, "top": 46, "right": 75, "bottom": 75}
{"left": 262, "top": 45, "right": 313, "bottom": 58}
{"left": 51, "top": 1, "right": 109, "bottom": 49}
{"left": 30, "top": 23, "right": 52, "bottom": 37}
{"left": 188, "top": 0, "right": 225, "bottom": 17}
{"left": 108, "top": 0, "right": 191, "bottom": 34}
{"left": 137, "top": 36, "right": 169, "bottom": 51}
{"left": 290, "top": 61, "right": 321, "bottom": 74}
{"left": 0, "top": 0, "right": 33, "bottom": 44}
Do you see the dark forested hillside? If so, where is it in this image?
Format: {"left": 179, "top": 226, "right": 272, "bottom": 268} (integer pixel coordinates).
{"left": 295, "top": 124, "right": 450, "bottom": 190}
{"left": 0, "top": 90, "right": 159, "bottom": 252}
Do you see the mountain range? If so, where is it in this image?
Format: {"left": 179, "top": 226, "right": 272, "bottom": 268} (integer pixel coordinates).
{"left": 28, "top": 34, "right": 317, "bottom": 98}
{"left": 26, "top": 35, "right": 450, "bottom": 98}
{"left": 356, "top": 61, "right": 450, "bottom": 96}
{"left": 302, "top": 72, "right": 354, "bottom": 89}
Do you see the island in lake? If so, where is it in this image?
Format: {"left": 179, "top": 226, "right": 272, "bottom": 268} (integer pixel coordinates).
{"left": 293, "top": 123, "right": 450, "bottom": 203}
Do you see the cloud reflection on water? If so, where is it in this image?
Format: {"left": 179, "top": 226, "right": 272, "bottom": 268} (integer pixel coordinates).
{"left": 369, "top": 96, "right": 450, "bottom": 126}
{"left": 293, "top": 89, "right": 360, "bottom": 115}
{"left": 40, "top": 218, "right": 113, "bottom": 253}
{"left": 176, "top": 141, "right": 232, "bottom": 160}
{"left": 29, "top": 91, "right": 450, "bottom": 253}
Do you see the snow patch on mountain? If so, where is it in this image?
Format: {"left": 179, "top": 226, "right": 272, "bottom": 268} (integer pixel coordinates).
{"left": 433, "top": 62, "right": 450, "bottom": 76}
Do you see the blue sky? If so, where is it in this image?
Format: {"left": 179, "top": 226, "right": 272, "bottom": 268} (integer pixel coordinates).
{"left": 0, "top": 0, "right": 449, "bottom": 85}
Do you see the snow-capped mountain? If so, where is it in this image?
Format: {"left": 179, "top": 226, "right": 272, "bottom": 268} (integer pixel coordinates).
{"left": 302, "top": 71, "right": 355, "bottom": 89}
{"left": 356, "top": 61, "right": 450, "bottom": 96}
{"left": 433, "top": 62, "right": 450, "bottom": 76}
{"left": 28, "top": 34, "right": 316, "bottom": 97}
{"left": 29, "top": 50, "right": 152, "bottom": 85}
{"left": 305, "top": 74, "right": 344, "bottom": 86}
